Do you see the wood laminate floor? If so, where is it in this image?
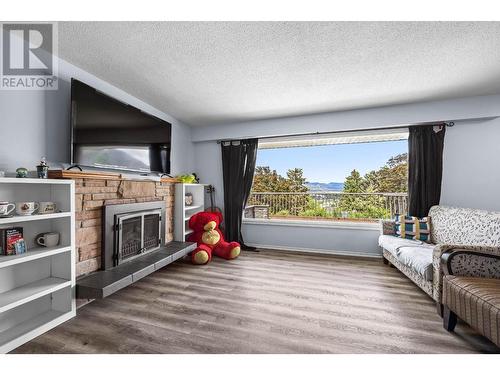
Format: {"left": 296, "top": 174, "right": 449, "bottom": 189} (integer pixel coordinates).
{"left": 13, "top": 250, "right": 500, "bottom": 354}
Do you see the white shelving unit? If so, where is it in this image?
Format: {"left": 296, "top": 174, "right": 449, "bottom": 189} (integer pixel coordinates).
{"left": 174, "top": 183, "right": 207, "bottom": 241}
{"left": 0, "top": 178, "right": 75, "bottom": 353}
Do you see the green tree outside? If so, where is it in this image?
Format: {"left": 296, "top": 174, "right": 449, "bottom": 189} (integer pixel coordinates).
{"left": 250, "top": 152, "right": 408, "bottom": 220}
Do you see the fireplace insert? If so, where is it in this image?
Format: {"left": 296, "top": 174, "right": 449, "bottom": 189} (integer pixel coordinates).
{"left": 115, "top": 210, "right": 162, "bottom": 264}
{"left": 102, "top": 201, "right": 166, "bottom": 270}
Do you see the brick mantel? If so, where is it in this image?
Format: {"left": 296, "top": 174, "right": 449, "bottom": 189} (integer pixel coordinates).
{"left": 51, "top": 173, "right": 176, "bottom": 277}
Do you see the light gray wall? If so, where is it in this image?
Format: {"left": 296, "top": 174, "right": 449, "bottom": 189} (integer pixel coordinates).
{"left": 242, "top": 222, "right": 380, "bottom": 257}
{"left": 192, "top": 94, "right": 500, "bottom": 142}
{"left": 0, "top": 58, "right": 194, "bottom": 175}
{"left": 193, "top": 141, "right": 225, "bottom": 210}
{"left": 441, "top": 117, "right": 500, "bottom": 211}
{"left": 192, "top": 95, "right": 500, "bottom": 256}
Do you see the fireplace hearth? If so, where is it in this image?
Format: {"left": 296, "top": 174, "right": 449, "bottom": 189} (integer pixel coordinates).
{"left": 78, "top": 199, "right": 196, "bottom": 300}
{"left": 102, "top": 201, "right": 166, "bottom": 270}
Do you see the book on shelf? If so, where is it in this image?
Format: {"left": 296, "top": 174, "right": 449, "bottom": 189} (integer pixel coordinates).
{"left": 0, "top": 227, "right": 25, "bottom": 255}
{"left": 0, "top": 228, "right": 4, "bottom": 255}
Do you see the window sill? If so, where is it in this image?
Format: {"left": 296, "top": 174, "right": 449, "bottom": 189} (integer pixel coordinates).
{"left": 242, "top": 218, "right": 380, "bottom": 231}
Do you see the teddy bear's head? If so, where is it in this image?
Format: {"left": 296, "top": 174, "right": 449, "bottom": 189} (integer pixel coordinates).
{"left": 188, "top": 211, "right": 223, "bottom": 233}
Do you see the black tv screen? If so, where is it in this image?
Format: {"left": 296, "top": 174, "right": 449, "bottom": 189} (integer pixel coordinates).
{"left": 70, "top": 79, "right": 171, "bottom": 174}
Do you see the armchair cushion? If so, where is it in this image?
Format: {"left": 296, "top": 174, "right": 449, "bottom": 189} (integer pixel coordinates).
{"left": 443, "top": 275, "right": 500, "bottom": 347}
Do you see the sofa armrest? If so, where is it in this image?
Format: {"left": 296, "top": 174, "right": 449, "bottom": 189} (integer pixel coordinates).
{"left": 380, "top": 219, "right": 395, "bottom": 236}
{"left": 441, "top": 248, "right": 500, "bottom": 278}
{"left": 433, "top": 244, "right": 500, "bottom": 301}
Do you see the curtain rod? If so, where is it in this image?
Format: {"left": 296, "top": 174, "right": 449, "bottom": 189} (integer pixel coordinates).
{"left": 216, "top": 121, "right": 454, "bottom": 144}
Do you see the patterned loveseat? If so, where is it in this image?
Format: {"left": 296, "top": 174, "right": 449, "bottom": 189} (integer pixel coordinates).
{"left": 379, "top": 205, "right": 500, "bottom": 307}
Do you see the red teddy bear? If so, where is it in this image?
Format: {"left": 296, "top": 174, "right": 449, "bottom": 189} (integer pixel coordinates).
{"left": 187, "top": 211, "right": 241, "bottom": 265}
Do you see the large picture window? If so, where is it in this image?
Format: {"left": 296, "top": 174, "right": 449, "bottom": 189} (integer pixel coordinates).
{"left": 244, "top": 129, "right": 408, "bottom": 223}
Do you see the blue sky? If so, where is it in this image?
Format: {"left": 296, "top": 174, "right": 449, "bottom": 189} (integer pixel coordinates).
{"left": 256, "top": 140, "right": 407, "bottom": 183}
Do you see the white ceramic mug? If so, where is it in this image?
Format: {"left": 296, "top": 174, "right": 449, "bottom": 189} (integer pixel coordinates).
{"left": 15, "top": 201, "right": 39, "bottom": 216}
{"left": 39, "top": 201, "right": 57, "bottom": 215}
{"left": 36, "top": 232, "right": 60, "bottom": 247}
{"left": 0, "top": 201, "right": 15, "bottom": 216}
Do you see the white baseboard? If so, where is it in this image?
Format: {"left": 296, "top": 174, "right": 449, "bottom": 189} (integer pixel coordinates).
{"left": 245, "top": 243, "right": 382, "bottom": 258}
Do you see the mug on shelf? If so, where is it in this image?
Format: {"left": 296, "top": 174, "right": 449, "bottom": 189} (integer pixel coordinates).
{"left": 36, "top": 232, "right": 60, "bottom": 247}
{"left": 0, "top": 201, "right": 15, "bottom": 216}
{"left": 39, "top": 201, "right": 57, "bottom": 215}
{"left": 15, "top": 201, "right": 39, "bottom": 216}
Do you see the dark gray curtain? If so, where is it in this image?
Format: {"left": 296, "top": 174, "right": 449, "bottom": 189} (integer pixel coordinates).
{"left": 408, "top": 124, "right": 446, "bottom": 217}
{"left": 221, "top": 138, "right": 258, "bottom": 249}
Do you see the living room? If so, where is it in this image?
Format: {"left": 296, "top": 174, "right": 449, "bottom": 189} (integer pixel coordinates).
{"left": 1, "top": 1, "right": 500, "bottom": 373}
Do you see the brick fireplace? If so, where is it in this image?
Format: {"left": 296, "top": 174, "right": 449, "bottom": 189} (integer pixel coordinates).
{"left": 50, "top": 173, "right": 176, "bottom": 277}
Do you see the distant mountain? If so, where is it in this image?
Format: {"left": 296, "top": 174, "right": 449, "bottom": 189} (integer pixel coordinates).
{"left": 305, "top": 182, "right": 344, "bottom": 191}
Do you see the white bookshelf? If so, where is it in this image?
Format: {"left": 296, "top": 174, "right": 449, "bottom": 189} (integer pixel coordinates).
{"left": 0, "top": 212, "right": 71, "bottom": 225}
{"left": 0, "top": 178, "right": 75, "bottom": 353}
{"left": 0, "top": 245, "right": 71, "bottom": 268}
{"left": 0, "top": 277, "right": 71, "bottom": 314}
{"left": 174, "top": 183, "right": 207, "bottom": 241}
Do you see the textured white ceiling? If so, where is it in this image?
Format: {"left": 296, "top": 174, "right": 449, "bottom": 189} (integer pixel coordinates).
{"left": 58, "top": 22, "right": 500, "bottom": 127}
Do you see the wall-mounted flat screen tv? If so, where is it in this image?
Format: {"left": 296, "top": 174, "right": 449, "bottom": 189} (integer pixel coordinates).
{"left": 70, "top": 79, "right": 171, "bottom": 174}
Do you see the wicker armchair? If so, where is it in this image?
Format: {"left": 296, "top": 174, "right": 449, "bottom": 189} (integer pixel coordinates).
{"left": 441, "top": 248, "right": 500, "bottom": 347}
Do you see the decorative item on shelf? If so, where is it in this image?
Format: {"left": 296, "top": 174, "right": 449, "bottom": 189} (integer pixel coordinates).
{"left": 14, "top": 238, "right": 26, "bottom": 254}
{"left": 15, "top": 167, "right": 28, "bottom": 178}
{"left": 15, "top": 201, "right": 39, "bottom": 216}
{"left": 192, "top": 173, "right": 200, "bottom": 183}
{"left": 0, "top": 171, "right": 5, "bottom": 178}
{"left": 36, "top": 157, "right": 49, "bottom": 179}
{"left": 185, "top": 193, "right": 193, "bottom": 206}
{"left": 35, "top": 232, "right": 60, "bottom": 247}
{"left": 177, "top": 174, "right": 197, "bottom": 183}
{"left": 39, "top": 201, "right": 56, "bottom": 215}
{"left": 0, "top": 227, "right": 24, "bottom": 255}
{"left": 0, "top": 201, "right": 15, "bottom": 217}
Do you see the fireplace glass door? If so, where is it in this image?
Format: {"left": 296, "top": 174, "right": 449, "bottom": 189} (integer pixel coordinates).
{"left": 116, "top": 209, "right": 162, "bottom": 265}
{"left": 144, "top": 214, "right": 161, "bottom": 250}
